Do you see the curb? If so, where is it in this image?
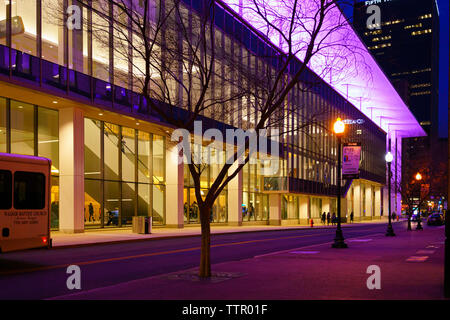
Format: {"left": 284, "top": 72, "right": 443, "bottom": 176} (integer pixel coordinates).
{"left": 50, "top": 220, "right": 397, "bottom": 250}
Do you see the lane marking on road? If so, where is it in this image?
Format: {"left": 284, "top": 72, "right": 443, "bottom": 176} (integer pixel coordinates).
{"left": 289, "top": 250, "right": 320, "bottom": 254}
{"left": 254, "top": 232, "right": 384, "bottom": 258}
{"left": 415, "top": 250, "right": 435, "bottom": 255}
{"left": 0, "top": 232, "right": 335, "bottom": 276}
{"left": 347, "top": 239, "right": 373, "bottom": 242}
{"left": 406, "top": 256, "right": 429, "bottom": 262}
{"left": 425, "top": 245, "right": 439, "bottom": 249}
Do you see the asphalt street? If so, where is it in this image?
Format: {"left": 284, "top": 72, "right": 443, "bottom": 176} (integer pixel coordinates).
{"left": 0, "top": 222, "right": 402, "bottom": 299}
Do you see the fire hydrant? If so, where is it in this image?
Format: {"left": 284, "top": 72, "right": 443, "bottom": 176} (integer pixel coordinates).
{"left": 310, "top": 219, "right": 314, "bottom": 227}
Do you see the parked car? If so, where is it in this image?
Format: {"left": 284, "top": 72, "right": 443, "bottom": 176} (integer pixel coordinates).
{"left": 427, "top": 213, "right": 444, "bottom": 226}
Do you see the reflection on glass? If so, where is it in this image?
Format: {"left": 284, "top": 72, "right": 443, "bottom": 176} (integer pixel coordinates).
{"left": 42, "top": 0, "right": 64, "bottom": 64}
{"left": 84, "top": 179, "right": 102, "bottom": 228}
{"left": 122, "top": 182, "right": 135, "bottom": 225}
{"left": 50, "top": 176, "right": 59, "bottom": 229}
{"left": 138, "top": 131, "right": 150, "bottom": 184}
{"left": 10, "top": 100, "right": 34, "bottom": 155}
{"left": 121, "top": 127, "right": 135, "bottom": 182}
{"left": 38, "top": 107, "right": 59, "bottom": 172}
{"left": 84, "top": 118, "right": 101, "bottom": 179}
{"left": 12, "top": 0, "right": 37, "bottom": 57}
{"left": 153, "top": 135, "right": 164, "bottom": 184}
{"left": 104, "top": 181, "right": 120, "bottom": 227}
{"left": 138, "top": 183, "right": 150, "bottom": 217}
{"left": 104, "top": 122, "right": 119, "bottom": 180}
{"left": 152, "top": 184, "right": 164, "bottom": 224}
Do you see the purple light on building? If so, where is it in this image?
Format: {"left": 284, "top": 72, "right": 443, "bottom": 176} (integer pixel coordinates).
{"left": 224, "top": 0, "right": 425, "bottom": 138}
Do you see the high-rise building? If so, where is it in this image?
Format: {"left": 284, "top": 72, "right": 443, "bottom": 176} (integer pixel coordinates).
{"left": 353, "top": 0, "right": 447, "bottom": 203}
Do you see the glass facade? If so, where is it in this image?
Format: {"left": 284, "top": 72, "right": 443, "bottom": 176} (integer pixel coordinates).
{"left": 0, "top": 96, "right": 59, "bottom": 228}
{"left": 84, "top": 118, "right": 165, "bottom": 228}
{"left": 183, "top": 160, "right": 228, "bottom": 224}
{"left": 242, "top": 159, "right": 269, "bottom": 222}
{"left": 0, "top": 0, "right": 389, "bottom": 229}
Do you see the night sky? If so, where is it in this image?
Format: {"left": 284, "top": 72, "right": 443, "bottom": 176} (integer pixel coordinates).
{"left": 338, "top": 0, "right": 449, "bottom": 138}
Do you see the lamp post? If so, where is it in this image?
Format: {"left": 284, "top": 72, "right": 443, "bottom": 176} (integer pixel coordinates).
{"left": 332, "top": 118, "right": 347, "bottom": 248}
{"left": 415, "top": 172, "right": 423, "bottom": 230}
{"left": 385, "top": 151, "right": 395, "bottom": 236}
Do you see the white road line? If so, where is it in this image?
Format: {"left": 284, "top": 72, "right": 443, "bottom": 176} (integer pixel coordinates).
{"left": 254, "top": 232, "right": 384, "bottom": 258}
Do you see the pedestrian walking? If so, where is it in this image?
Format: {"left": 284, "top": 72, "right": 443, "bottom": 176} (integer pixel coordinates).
{"left": 350, "top": 211, "right": 354, "bottom": 223}
{"left": 327, "top": 212, "right": 331, "bottom": 225}
{"left": 321, "top": 212, "right": 326, "bottom": 225}
{"left": 332, "top": 212, "right": 336, "bottom": 226}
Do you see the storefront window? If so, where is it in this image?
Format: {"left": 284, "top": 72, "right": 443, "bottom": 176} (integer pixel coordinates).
{"left": 84, "top": 118, "right": 101, "bottom": 179}
{"left": 38, "top": 107, "right": 59, "bottom": 172}
{"left": 12, "top": 0, "right": 37, "bottom": 57}
{"left": 10, "top": 100, "right": 34, "bottom": 156}
{"left": 84, "top": 119, "right": 165, "bottom": 228}
{"left": 104, "top": 122, "right": 119, "bottom": 181}
{"left": 0, "top": 98, "right": 6, "bottom": 153}
{"left": 84, "top": 179, "right": 101, "bottom": 228}
{"left": 42, "top": 0, "right": 64, "bottom": 64}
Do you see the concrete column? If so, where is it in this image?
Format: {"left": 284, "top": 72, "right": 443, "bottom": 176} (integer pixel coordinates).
{"left": 269, "top": 194, "right": 281, "bottom": 225}
{"left": 353, "top": 182, "right": 361, "bottom": 221}
{"left": 374, "top": 186, "right": 381, "bottom": 217}
{"left": 299, "top": 196, "right": 309, "bottom": 224}
{"left": 365, "top": 184, "right": 373, "bottom": 219}
{"left": 59, "top": 107, "right": 84, "bottom": 233}
{"left": 227, "top": 163, "right": 243, "bottom": 226}
{"left": 165, "top": 142, "right": 184, "bottom": 228}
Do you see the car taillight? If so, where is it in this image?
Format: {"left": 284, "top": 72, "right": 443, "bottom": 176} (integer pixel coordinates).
{"left": 41, "top": 236, "right": 48, "bottom": 244}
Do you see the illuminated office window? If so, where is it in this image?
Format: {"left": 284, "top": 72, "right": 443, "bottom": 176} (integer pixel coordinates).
{"left": 11, "top": 0, "right": 37, "bottom": 56}
{"left": 42, "top": 0, "right": 64, "bottom": 64}
{"left": 10, "top": 100, "right": 34, "bottom": 156}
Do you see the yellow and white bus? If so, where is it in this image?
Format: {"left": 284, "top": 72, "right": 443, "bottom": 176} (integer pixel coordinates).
{"left": 0, "top": 153, "right": 52, "bottom": 253}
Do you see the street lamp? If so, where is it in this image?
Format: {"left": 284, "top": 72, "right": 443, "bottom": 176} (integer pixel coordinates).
{"left": 415, "top": 172, "right": 423, "bottom": 230}
{"left": 332, "top": 118, "right": 347, "bottom": 248}
{"left": 385, "top": 151, "right": 395, "bottom": 236}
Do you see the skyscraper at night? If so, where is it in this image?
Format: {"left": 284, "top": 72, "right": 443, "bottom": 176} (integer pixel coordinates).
{"left": 353, "top": 0, "right": 446, "bottom": 201}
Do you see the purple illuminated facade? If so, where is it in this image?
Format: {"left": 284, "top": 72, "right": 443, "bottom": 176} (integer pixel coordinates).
{"left": 223, "top": 0, "right": 425, "bottom": 216}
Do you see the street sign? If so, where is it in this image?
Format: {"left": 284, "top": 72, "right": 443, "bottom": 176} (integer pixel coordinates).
{"left": 342, "top": 142, "right": 361, "bottom": 179}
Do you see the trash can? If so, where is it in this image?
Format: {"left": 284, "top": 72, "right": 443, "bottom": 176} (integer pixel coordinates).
{"left": 132, "top": 216, "right": 152, "bottom": 234}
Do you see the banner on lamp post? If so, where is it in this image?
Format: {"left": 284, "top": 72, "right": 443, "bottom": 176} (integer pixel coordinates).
{"left": 342, "top": 142, "right": 361, "bottom": 180}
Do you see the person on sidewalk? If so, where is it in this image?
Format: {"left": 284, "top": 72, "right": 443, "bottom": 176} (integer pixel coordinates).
{"left": 332, "top": 212, "right": 336, "bottom": 226}
{"left": 321, "top": 212, "right": 326, "bottom": 225}
{"left": 350, "top": 211, "right": 354, "bottom": 223}
{"left": 327, "top": 212, "right": 331, "bottom": 225}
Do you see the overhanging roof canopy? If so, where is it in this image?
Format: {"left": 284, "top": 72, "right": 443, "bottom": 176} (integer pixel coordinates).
{"left": 223, "top": 0, "right": 426, "bottom": 138}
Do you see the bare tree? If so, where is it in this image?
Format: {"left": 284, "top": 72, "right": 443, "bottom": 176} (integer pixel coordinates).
{"left": 49, "top": 0, "right": 366, "bottom": 277}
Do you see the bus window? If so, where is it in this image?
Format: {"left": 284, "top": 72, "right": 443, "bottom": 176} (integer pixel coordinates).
{"left": 0, "top": 170, "right": 12, "bottom": 209}
{"left": 14, "top": 172, "right": 46, "bottom": 210}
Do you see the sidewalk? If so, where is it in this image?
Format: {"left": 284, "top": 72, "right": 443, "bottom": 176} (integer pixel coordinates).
{"left": 51, "top": 218, "right": 389, "bottom": 248}
{"left": 53, "top": 223, "right": 446, "bottom": 300}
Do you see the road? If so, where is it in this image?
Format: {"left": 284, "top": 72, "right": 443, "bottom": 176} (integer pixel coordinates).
{"left": 0, "top": 222, "right": 400, "bottom": 299}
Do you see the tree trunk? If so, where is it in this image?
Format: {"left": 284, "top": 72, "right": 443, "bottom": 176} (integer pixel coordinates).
{"left": 199, "top": 206, "right": 211, "bottom": 278}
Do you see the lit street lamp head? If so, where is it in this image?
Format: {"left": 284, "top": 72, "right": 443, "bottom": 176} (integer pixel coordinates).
{"left": 415, "top": 172, "right": 422, "bottom": 181}
{"left": 385, "top": 151, "right": 393, "bottom": 163}
{"left": 333, "top": 117, "right": 345, "bottom": 135}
